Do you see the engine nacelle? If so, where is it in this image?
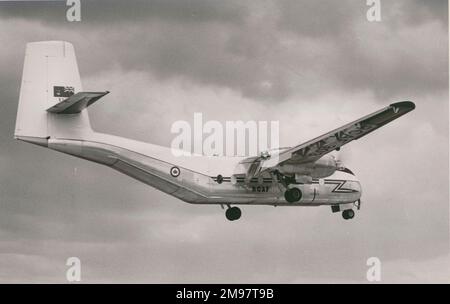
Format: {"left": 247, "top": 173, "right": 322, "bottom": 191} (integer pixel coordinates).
{"left": 277, "top": 154, "right": 337, "bottom": 178}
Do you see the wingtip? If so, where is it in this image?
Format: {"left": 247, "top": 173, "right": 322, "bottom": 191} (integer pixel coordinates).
{"left": 390, "top": 101, "right": 416, "bottom": 111}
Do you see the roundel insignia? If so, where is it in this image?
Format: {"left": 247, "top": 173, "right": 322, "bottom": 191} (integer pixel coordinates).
{"left": 170, "top": 166, "right": 180, "bottom": 177}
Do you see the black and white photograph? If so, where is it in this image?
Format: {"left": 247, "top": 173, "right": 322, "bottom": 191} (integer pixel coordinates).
{"left": 0, "top": 0, "right": 448, "bottom": 287}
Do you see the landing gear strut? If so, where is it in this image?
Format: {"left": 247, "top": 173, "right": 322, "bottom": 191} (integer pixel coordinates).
{"left": 273, "top": 170, "right": 296, "bottom": 187}
{"left": 284, "top": 188, "right": 302, "bottom": 203}
{"left": 225, "top": 206, "right": 242, "bottom": 221}
{"left": 273, "top": 170, "right": 302, "bottom": 203}
{"left": 342, "top": 209, "right": 355, "bottom": 220}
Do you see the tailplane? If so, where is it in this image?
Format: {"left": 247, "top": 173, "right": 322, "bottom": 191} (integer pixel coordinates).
{"left": 47, "top": 91, "right": 109, "bottom": 114}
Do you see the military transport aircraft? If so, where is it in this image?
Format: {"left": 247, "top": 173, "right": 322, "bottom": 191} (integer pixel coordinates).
{"left": 14, "top": 41, "right": 415, "bottom": 221}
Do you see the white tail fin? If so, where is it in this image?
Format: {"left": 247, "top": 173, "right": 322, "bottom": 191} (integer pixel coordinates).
{"left": 15, "top": 41, "right": 93, "bottom": 145}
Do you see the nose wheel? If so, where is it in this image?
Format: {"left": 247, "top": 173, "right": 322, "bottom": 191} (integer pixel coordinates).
{"left": 342, "top": 209, "right": 355, "bottom": 220}
{"left": 225, "top": 206, "right": 242, "bottom": 221}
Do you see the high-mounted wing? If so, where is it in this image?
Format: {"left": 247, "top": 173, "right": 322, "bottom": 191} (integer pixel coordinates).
{"left": 241, "top": 101, "right": 415, "bottom": 179}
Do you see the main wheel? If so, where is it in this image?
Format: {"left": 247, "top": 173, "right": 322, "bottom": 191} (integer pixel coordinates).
{"left": 284, "top": 188, "right": 302, "bottom": 203}
{"left": 225, "top": 207, "right": 242, "bottom": 221}
{"left": 342, "top": 209, "right": 355, "bottom": 220}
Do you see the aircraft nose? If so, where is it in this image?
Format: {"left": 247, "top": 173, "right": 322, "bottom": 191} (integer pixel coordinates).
{"left": 354, "top": 180, "right": 362, "bottom": 198}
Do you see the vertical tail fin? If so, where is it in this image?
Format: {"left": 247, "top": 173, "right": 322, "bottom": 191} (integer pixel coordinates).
{"left": 15, "top": 41, "right": 92, "bottom": 145}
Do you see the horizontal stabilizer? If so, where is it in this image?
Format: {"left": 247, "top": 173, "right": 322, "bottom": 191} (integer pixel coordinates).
{"left": 47, "top": 91, "right": 109, "bottom": 114}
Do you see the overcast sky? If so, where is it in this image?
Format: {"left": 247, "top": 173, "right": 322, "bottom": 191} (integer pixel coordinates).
{"left": 0, "top": 0, "right": 448, "bottom": 283}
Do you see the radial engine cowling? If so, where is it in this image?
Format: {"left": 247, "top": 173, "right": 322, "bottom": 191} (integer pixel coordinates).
{"left": 277, "top": 154, "right": 337, "bottom": 178}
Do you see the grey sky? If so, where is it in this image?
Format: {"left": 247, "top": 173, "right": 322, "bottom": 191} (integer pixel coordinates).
{"left": 0, "top": 0, "right": 448, "bottom": 283}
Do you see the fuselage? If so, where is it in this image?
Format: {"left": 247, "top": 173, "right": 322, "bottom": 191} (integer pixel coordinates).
{"left": 27, "top": 131, "right": 362, "bottom": 207}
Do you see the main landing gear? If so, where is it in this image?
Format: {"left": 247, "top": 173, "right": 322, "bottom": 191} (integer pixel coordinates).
{"left": 284, "top": 188, "right": 302, "bottom": 203}
{"left": 225, "top": 206, "right": 242, "bottom": 221}
{"left": 273, "top": 170, "right": 302, "bottom": 203}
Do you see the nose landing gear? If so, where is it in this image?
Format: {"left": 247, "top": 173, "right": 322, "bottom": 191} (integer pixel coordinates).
{"left": 342, "top": 209, "right": 355, "bottom": 220}
{"left": 225, "top": 206, "right": 242, "bottom": 221}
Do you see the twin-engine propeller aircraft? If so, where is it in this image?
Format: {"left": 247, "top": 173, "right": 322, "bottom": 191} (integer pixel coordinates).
{"left": 14, "top": 41, "right": 415, "bottom": 221}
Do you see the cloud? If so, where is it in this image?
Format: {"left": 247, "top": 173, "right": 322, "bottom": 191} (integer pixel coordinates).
{"left": 380, "top": 253, "right": 450, "bottom": 283}
{"left": 1, "top": 0, "right": 446, "bottom": 102}
{"left": 0, "top": 0, "right": 248, "bottom": 25}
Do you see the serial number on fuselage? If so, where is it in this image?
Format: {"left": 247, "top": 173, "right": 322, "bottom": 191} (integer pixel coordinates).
{"left": 251, "top": 186, "right": 270, "bottom": 192}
